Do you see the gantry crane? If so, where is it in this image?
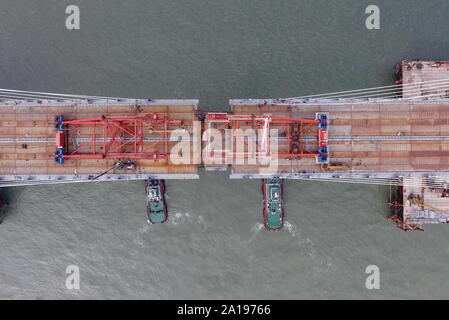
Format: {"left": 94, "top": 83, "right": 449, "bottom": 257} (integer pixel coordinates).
{"left": 54, "top": 114, "right": 180, "bottom": 164}
{"left": 407, "top": 194, "right": 449, "bottom": 217}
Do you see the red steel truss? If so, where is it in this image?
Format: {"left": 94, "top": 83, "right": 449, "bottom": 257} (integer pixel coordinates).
{"left": 204, "top": 113, "right": 320, "bottom": 159}
{"left": 60, "top": 114, "right": 180, "bottom": 160}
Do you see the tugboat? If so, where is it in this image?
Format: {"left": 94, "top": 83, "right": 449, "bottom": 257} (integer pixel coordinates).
{"left": 262, "top": 177, "right": 284, "bottom": 231}
{"left": 145, "top": 179, "right": 168, "bottom": 224}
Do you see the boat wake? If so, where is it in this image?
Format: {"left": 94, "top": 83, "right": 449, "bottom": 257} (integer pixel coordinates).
{"left": 283, "top": 220, "right": 298, "bottom": 237}
{"left": 248, "top": 220, "right": 298, "bottom": 243}
{"left": 134, "top": 224, "right": 151, "bottom": 248}
{"left": 247, "top": 222, "right": 265, "bottom": 243}
{"left": 253, "top": 222, "right": 265, "bottom": 232}
{"left": 168, "top": 210, "right": 205, "bottom": 226}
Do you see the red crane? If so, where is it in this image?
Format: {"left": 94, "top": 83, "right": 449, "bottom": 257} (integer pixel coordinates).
{"left": 54, "top": 114, "right": 180, "bottom": 163}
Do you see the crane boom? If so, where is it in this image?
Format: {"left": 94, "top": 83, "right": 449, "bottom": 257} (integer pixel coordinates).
{"left": 408, "top": 195, "right": 449, "bottom": 217}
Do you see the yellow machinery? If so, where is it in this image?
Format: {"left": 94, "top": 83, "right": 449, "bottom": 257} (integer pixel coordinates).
{"left": 321, "top": 163, "right": 350, "bottom": 171}
{"left": 408, "top": 195, "right": 449, "bottom": 217}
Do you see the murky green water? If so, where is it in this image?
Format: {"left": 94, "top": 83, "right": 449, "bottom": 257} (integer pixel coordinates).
{"left": 1, "top": 0, "right": 449, "bottom": 299}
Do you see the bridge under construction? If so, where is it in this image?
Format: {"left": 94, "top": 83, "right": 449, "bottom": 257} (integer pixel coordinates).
{"left": 1, "top": 59, "right": 449, "bottom": 231}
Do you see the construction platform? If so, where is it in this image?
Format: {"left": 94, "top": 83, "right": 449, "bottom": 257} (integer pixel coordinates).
{"left": 227, "top": 99, "right": 449, "bottom": 180}
{"left": 0, "top": 99, "right": 200, "bottom": 186}
{"left": 399, "top": 60, "right": 449, "bottom": 98}
{"left": 1, "top": 59, "right": 449, "bottom": 229}
{"left": 225, "top": 60, "right": 449, "bottom": 181}
{"left": 389, "top": 178, "right": 449, "bottom": 230}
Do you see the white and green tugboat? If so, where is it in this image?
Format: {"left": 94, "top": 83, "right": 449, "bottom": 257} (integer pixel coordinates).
{"left": 145, "top": 179, "right": 167, "bottom": 224}
{"left": 263, "top": 177, "right": 284, "bottom": 231}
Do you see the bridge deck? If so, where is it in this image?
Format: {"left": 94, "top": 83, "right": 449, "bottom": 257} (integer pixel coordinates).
{"left": 230, "top": 101, "right": 449, "bottom": 175}
{"left": 0, "top": 100, "right": 199, "bottom": 180}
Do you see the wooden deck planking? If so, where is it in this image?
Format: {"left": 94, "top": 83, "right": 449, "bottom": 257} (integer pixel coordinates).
{"left": 0, "top": 101, "right": 198, "bottom": 177}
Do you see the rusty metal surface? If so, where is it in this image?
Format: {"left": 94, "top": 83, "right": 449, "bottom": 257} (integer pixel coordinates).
{"left": 402, "top": 60, "right": 449, "bottom": 98}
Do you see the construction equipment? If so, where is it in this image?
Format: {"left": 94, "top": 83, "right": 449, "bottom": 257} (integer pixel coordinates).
{"left": 321, "top": 163, "right": 350, "bottom": 172}
{"left": 408, "top": 194, "right": 449, "bottom": 217}
{"left": 204, "top": 113, "right": 323, "bottom": 161}
{"left": 54, "top": 115, "right": 67, "bottom": 164}
{"left": 388, "top": 192, "right": 449, "bottom": 231}
{"left": 90, "top": 160, "right": 136, "bottom": 181}
{"left": 388, "top": 214, "right": 424, "bottom": 232}
{"left": 55, "top": 114, "right": 181, "bottom": 161}
{"left": 316, "top": 113, "right": 329, "bottom": 164}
